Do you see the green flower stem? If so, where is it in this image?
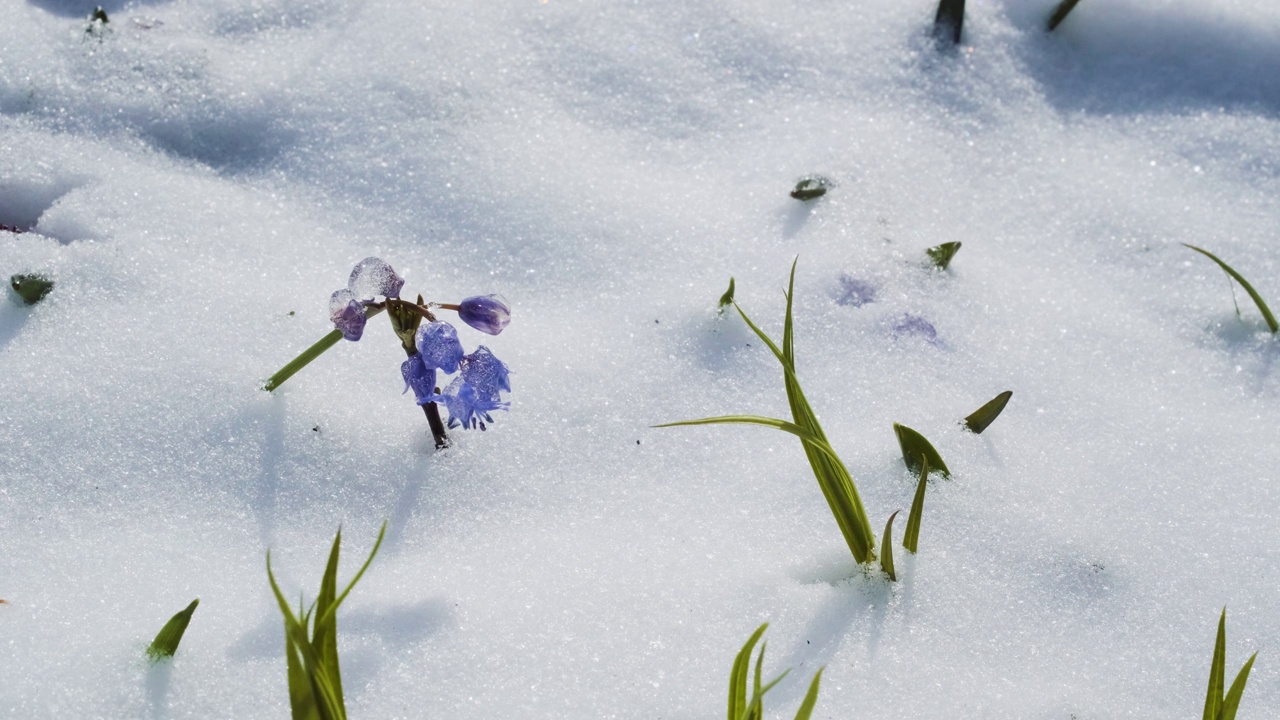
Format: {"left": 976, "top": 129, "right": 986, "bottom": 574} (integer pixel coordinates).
{"left": 263, "top": 306, "right": 385, "bottom": 392}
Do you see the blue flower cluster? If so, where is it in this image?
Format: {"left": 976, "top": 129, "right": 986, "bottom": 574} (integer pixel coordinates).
{"left": 330, "top": 258, "right": 513, "bottom": 432}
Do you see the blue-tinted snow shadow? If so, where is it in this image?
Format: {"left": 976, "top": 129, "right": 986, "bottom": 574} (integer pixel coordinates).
{"left": 0, "top": 300, "right": 30, "bottom": 352}
{"left": 144, "top": 661, "right": 173, "bottom": 720}
{"left": 1008, "top": 2, "right": 1280, "bottom": 117}
{"left": 782, "top": 201, "right": 816, "bottom": 239}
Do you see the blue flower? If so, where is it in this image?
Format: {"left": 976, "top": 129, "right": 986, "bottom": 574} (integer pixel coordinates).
{"left": 329, "top": 257, "right": 404, "bottom": 341}
{"left": 435, "top": 375, "right": 510, "bottom": 431}
{"left": 415, "top": 321, "right": 464, "bottom": 374}
{"left": 400, "top": 354, "right": 437, "bottom": 406}
{"left": 457, "top": 295, "right": 511, "bottom": 335}
{"left": 461, "top": 345, "right": 511, "bottom": 398}
{"left": 329, "top": 289, "right": 367, "bottom": 341}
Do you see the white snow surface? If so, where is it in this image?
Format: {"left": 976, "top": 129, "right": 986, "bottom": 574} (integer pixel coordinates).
{"left": 3, "top": 0, "right": 1280, "bottom": 717}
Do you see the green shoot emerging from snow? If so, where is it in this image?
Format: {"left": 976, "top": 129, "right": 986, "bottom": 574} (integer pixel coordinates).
{"left": 658, "top": 260, "right": 878, "bottom": 565}
{"left": 267, "top": 522, "right": 387, "bottom": 720}
{"left": 925, "top": 241, "right": 961, "bottom": 270}
{"left": 1184, "top": 244, "right": 1278, "bottom": 334}
{"left": 903, "top": 454, "right": 929, "bottom": 554}
{"left": 729, "top": 624, "right": 823, "bottom": 720}
{"left": 879, "top": 511, "right": 899, "bottom": 581}
{"left": 894, "top": 423, "right": 951, "bottom": 478}
{"left": 719, "top": 277, "right": 736, "bottom": 312}
{"left": 964, "top": 391, "right": 1012, "bottom": 434}
{"left": 1047, "top": 0, "right": 1085, "bottom": 31}
{"left": 146, "top": 599, "right": 199, "bottom": 662}
{"left": 1203, "top": 608, "right": 1257, "bottom": 720}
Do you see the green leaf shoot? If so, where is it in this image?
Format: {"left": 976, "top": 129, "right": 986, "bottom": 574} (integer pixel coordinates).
{"left": 1047, "top": 0, "right": 1084, "bottom": 30}
{"left": 719, "top": 277, "right": 736, "bottom": 311}
{"left": 903, "top": 454, "right": 929, "bottom": 554}
{"left": 729, "top": 624, "right": 767, "bottom": 720}
{"left": 894, "top": 423, "right": 951, "bottom": 478}
{"left": 792, "top": 667, "right": 823, "bottom": 720}
{"left": 925, "top": 242, "right": 961, "bottom": 270}
{"left": 1204, "top": 608, "right": 1257, "bottom": 720}
{"left": 9, "top": 274, "right": 54, "bottom": 305}
{"left": 146, "top": 599, "right": 199, "bottom": 662}
{"left": 879, "top": 510, "right": 899, "bottom": 581}
{"left": 964, "top": 390, "right": 1012, "bottom": 434}
{"left": 267, "top": 521, "right": 387, "bottom": 720}
{"left": 790, "top": 176, "right": 829, "bottom": 201}
{"left": 1184, "top": 244, "right": 1278, "bottom": 334}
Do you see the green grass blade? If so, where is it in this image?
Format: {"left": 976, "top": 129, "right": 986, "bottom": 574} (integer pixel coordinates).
{"left": 879, "top": 511, "right": 899, "bottom": 581}
{"left": 792, "top": 668, "right": 824, "bottom": 720}
{"left": 964, "top": 391, "right": 1013, "bottom": 434}
{"left": 783, "top": 259, "right": 797, "bottom": 368}
{"left": 925, "top": 242, "right": 961, "bottom": 270}
{"left": 264, "top": 306, "right": 387, "bottom": 392}
{"left": 313, "top": 529, "right": 345, "bottom": 713}
{"left": 733, "top": 302, "right": 788, "bottom": 368}
{"left": 1047, "top": 0, "right": 1084, "bottom": 31}
{"left": 1184, "top": 244, "right": 1278, "bottom": 333}
{"left": 316, "top": 520, "right": 388, "bottom": 628}
{"left": 1205, "top": 608, "right": 1227, "bottom": 720}
{"left": 894, "top": 423, "right": 952, "bottom": 478}
{"left": 719, "top": 277, "right": 736, "bottom": 310}
{"left": 1219, "top": 653, "right": 1257, "bottom": 720}
{"left": 268, "top": 554, "right": 322, "bottom": 720}
{"left": 934, "top": 0, "right": 964, "bottom": 45}
{"left": 903, "top": 454, "right": 929, "bottom": 554}
{"left": 730, "top": 624, "right": 768, "bottom": 720}
{"left": 146, "top": 599, "right": 199, "bottom": 661}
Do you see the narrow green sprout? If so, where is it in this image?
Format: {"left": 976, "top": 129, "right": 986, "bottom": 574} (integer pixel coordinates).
{"left": 879, "top": 510, "right": 899, "bottom": 581}
{"left": 1184, "top": 244, "right": 1278, "bottom": 333}
{"left": 264, "top": 306, "right": 386, "bottom": 391}
{"left": 9, "top": 274, "right": 54, "bottom": 305}
{"left": 1047, "top": 0, "right": 1084, "bottom": 31}
{"left": 728, "top": 624, "right": 823, "bottom": 720}
{"left": 146, "top": 599, "right": 199, "bottom": 662}
{"left": 1203, "top": 608, "right": 1257, "bottom": 720}
{"left": 893, "top": 423, "right": 951, "bottom": 478}
{"left": 267, "top": 521, "right": 387, "bottom": 720}
{"left": 925, "top": 241, "right": 962, "bottom": 270}
{"left": 934, "top": 0, "right": 965, "bottom": 45}
{"left": 790, "top": 176, "right": 830, "bottom": 201}
{"left": 963, "top": 390, "right": 1012, "bottom": 434}
{"left": 659, "top": 260, "right": 878, "bottom": 565}
{"left": 719, "top": 277, "right": 736, "bottom": 311}
{"left": 902, "top": 454, "right": 929, "bottom": 554}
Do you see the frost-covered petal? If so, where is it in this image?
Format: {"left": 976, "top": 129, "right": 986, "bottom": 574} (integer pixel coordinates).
{"left": 400, "top": 354, "right": 437, "bottom": 406}
{"left": 329, "top": 289, "right": 367, "bottom": 341}
{"left": 348, "top": 257, "right": 405, "bottom": 301}
{"left": 434, "top": 376, "right": 509, "bottom": 431}
{"left": 415, "top": 321, "right": 464, "bottom": 374}
{"left": 457, "top": 294, "right": 511, "bottom": 335}
{"left": 461, "top": 345, "right": 511, "bottom": 397}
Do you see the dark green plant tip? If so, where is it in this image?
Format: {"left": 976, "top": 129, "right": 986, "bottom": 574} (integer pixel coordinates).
{"left": 1204, "top": 607, "right": 1257, "bottom": 720}
{"left": 146, "top": 599, "right": 199, "bottom": 662}
{"left": 10, "top": 274, "right": 54, "bottom": 305}
{"left": 934, "top": 0, "right": 965, "bottom": 45}
{"left": 91, "top": 6, "right": 109, "bottom": 23}
{"left": 964, "top": 390, "right": 1012, "bottom": 434}
{"left": 790, "top": 176, "right": 830, "bottom": 201}
{"left": 925, "top": 241, "right": 961, "bottom": 270}
{"left": 1184, "top": 244, "right": 1278, "bottom": 334}
{"left": 879, "top": 510, "right": 899, "bottom": 581}
{"left": 902, "top": 454, "right": 928, "bottom": 554}
{"left": 718, "top": 277, "right": 736, "bottom": 311}
{"left": 792, "top": 668, "right": 823, "bottom": 720}
{"left": 1047, "top": 0, "right": 1084, "bottom": 31}
{"left": 894, "top": 423, "right": 951, "bottom": 478}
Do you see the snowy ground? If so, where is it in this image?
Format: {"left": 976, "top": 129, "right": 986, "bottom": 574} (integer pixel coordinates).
{"left": 3, "top": 0, "right": 1280, "bottom": 717}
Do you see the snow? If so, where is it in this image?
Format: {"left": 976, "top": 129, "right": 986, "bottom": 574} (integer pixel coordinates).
{"left": 2, "top": 0, "right": 1280, "bottom": 717}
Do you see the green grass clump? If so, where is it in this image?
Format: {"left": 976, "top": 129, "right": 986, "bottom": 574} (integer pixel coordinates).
{"left": 1047, "top": 0, "right": 1084, "bottom": 31}
{"left": 146, "top": 599, "right": 199, "bottom": 662}
{"left": 1184, "top": 244, "right": 1278, "bottom": 334}
{"left": 963, "top": 391, "right": 1012, "bottom": 434}
{"left": 267, "top": 522, "right": 387, "bottom": 720}
{"left": 925, "top": 242, "right": 961, "bottom": 270}
{"left": 659, "top": 260, "right": 878, "bottom": 566}
{"left": 1203, "top": 608, "right": 1257, "bottom": 720}
{"left": 729, "top": 624, "right": 823, "bottom": 720}
{"left": 893, "top": 423, "right": 951, "bottom": 478}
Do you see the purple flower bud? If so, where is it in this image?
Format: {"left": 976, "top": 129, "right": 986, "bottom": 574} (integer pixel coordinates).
{"left": 457, "top": 294, "right": 511, "bottom": 335}
{"left": 462, "top": 345, "right": 511, "bottom": 398}
{"left": 348, "top": 257, "right": 404, "bottom": 301}
{"left": 400, "top": 354, "right": 438, "bottom": 406}
{"left": 329, "top": 289, "right": 367, "bottom": 341}
{"left": 415, "top": 321, "right": 464, "bottom": 374}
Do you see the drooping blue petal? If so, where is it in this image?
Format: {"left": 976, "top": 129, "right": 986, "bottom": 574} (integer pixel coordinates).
{"left": 348, "top": 257, "right": 405, "bottom": 301}
{"left": 415, "top": 321, "right": 464, "bottom": 374}
{"left": 457, "top": 294, "right": 511, "bottom": 335}
{"left": 436, "top": 375, "right": 509, "bottom": 431}
{"left": 461, "top": 345, "right": 511, "bottom": 398}
{"left": 400, "top": 354, "right": 438, "bottom": 406}
{"left": 329, "top": 289, "right": 367, "bottom": 341}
